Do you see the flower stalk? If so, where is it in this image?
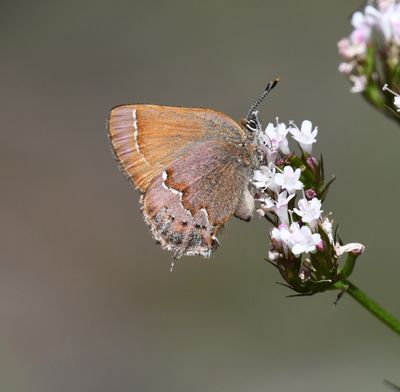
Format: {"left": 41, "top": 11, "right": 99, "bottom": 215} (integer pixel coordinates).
{"left": 334, "top": 279, "right": 400, "bottom": 336}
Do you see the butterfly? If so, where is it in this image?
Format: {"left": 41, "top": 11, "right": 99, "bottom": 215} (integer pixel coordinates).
{"left": 107, "top": 79, "right": 278, "bottom": 259}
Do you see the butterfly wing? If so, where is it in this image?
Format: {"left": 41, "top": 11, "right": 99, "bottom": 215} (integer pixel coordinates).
{"left": 142, "top": 139, "right": 254, "bottom": 258}
{"left": 107, "top": 104, "right": 247, "bottom": 192}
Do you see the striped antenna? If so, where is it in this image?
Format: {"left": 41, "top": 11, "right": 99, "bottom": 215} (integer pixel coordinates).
{"left": 246, "top": 78, "right": 279, "bottom": 121}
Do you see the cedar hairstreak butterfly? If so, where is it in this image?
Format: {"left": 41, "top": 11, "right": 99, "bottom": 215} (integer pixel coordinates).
{"left": 108, "top": 79, "right": 279, "bottom": 259}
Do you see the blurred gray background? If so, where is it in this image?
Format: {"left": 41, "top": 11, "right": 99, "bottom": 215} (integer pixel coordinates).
{"left": 1, "top": 1, "right": 399, "bottom": 391}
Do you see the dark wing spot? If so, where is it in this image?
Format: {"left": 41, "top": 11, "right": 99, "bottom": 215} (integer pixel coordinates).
{"left": 160, "top": 222, "right": 171, "bottom": 236}
{"left": 168, "top": 232, "right": 183, "bottom": 245}
{"left": 188, "top": 231, "right": 204, "bottom": 248}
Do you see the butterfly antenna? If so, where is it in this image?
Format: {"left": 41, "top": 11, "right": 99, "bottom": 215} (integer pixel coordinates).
{"left": 246, "top": 78, "right": 279, "bottom": 121}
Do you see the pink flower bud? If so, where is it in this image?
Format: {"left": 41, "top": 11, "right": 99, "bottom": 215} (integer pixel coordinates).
{"left": 305, "top": 188, "right": 317, "bottom": 200}
{"left": 316, "top": 240, "right": 325, "bottom": 252}
{"left": 275, "top": 157, "right": 286, "bottom": 166}
{"left": 306, "top": 156, "right": 319, "bottom": 172}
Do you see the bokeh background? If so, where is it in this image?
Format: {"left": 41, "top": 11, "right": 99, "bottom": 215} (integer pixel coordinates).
{"left": 1, "top": 1, "right": 399, "bottom": 391}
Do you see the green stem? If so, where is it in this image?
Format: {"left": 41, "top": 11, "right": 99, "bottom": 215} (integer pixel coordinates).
{"left": 335, "top": 279, "right": 400, "bottom": 336}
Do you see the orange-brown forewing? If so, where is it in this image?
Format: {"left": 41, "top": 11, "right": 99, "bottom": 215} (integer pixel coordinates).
{"left": 108, "top": 104, "right": 246, "bottom": 192}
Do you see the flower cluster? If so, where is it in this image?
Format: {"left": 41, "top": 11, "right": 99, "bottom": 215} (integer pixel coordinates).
{"left": 252, "top": 115, "right": 364, "bottom": 294}
{"left": 338, "top": 0, "right": 400, "bottom": 119}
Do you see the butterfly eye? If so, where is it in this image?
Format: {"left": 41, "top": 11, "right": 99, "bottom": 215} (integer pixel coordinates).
{"left": 246, "top": 118, "right": 258, "bottom": 132}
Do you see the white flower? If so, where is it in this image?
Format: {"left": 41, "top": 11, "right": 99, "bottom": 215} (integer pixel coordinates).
{"left": 351, "top": 11, "right": 367, "bottom": 29}
{"left": 334, "top": 242, "right": 365, "bottom": 257}
{"left": 274, "top": 166, "right": 303, "bottom": 194}
{"left": 350, "top": 27, "right": 370, "bottom": 52}
{"left": 338, "top": 2, "right": 400, "bottom": 65}
{"left": 272, "top": 222, "right": 322, "bottom": 257}
{"left": 337, "top": 37, "right": 364, "bottom": 59}
{"left": 252, "top": 163, "right": 279, "bottom": 192}
{"left": 338, "top": 62, "right": 354, "bottom": 74}
{"left": 337, "top": 38, "right": 354, "bottom": 59}
{"left": 258, "top": 195, "right": 275, "bottom": 209}
{"left": 352, "top": 3, "right": 400, "bottom": 45}
{"left": 275, "top": 222, "right": 322, "bottom": 257}
{"left": 377, "top": 10, "right": 393, "bottom": 41}
{"left": 395, "top": 96, "right": 400, "bottom": 111}
{"left": 348, "top": 8, "right": 375, "bottom": 56}
{"left": 378, "top": 0, "right": 397, "bottom": 12}
{"left": 258, "top": 191, "right": 294, "bottom": 225}
{"left": 350, "top": 75, "right": 367, "bottom": 93}
{"left": 271, "top": 224, "right": 289, "bottom": 243}
{"left": 374, "top": 4, "right": 400, "bottom": 44}
{"left": 274, "top": 191, "right": 295, "bottom": 225}
{"left": 271, "top": 224, "right": 291, "bottom": 256}
{"left": 293, "top": 197, "right": 323, "bottom": 228}
{"left": 289, "top": 120, "right": 318, "bottom": 154}
{"left": 352, "top": 7, "right": 377, "bottom": 30}
{"left": 257, "top": 120, "right": 290, "bottom": 162}
{"left": 391, "top": 8, "right": 400, "bottom": 45}
{"left": 255, "top": 194, "right": 274, "bottom": 218}
{"left": 337, "top": 20, "right": 371, "bottom": 59}
{"left": 264, "top": 119, "right": 290, "bottom": 155}
{"left": 382, "top": 83, "right": 400, "bottom": 111}
{"left": 268, "top": 250, "right": 281, "bottom": 261}
{"left": 290, "top": 224, "right": 322, "bottom": 256}
{"left": 321, "top": 217, "right": 334, "bottom": 244}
